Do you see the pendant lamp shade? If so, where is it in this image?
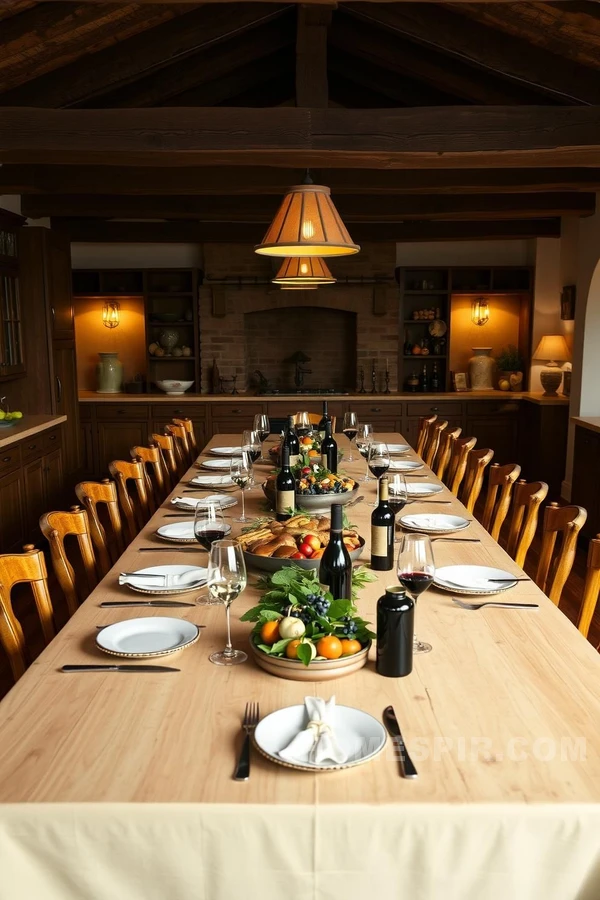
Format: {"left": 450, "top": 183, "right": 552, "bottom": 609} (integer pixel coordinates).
{"left": 272, "top": 257, "right": 336, "bottom": 286}
{"left": 255, "top": 184, "right": 360, "bottom": 258}
{"left": 278, "top": 284, "right": 318, "bottom": 291}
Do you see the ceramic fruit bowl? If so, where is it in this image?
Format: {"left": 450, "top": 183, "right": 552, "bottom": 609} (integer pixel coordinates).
{"left": 243, "top": 536, "right": 365, "bottom": 573}
{"left": 155, "top": 380, "right": 194, "bottom": 395}
{"left": 249, "top": 638, "right": 370, "bottom": 681}
{"left": 262, "top": 480, "right": 359, "bottom": 513}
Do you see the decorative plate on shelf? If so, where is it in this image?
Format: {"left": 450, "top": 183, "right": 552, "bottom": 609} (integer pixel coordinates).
{"left": 428, "top": 319, "right": 447, "bottom": 338}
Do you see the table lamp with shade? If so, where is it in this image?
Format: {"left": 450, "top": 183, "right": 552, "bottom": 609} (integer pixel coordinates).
{"left": 533, "top": 334, "right": 571, "bottom": 396}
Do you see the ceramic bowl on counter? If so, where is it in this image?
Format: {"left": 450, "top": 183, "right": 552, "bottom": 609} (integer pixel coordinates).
{"left": 155, "top": 380, "right": 194, "bottom": 396}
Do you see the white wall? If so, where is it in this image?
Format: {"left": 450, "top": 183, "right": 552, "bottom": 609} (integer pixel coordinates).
{"left": 71, "top": 243, "right": 203, "bottom": 269}
{"left": 396, "top": 240, "right": 535, "bottom": 267}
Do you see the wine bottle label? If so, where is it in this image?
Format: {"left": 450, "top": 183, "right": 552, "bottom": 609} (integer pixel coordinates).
{"left": 371, "top": 525, "right": 391, "bottom": 558}
{"left": 321, "top": 453, "right": 328, "bottom": 469}
{"left": 289, "top": 454, "right": 300, "bottom": 467}
{"left": 276, "top": 490, "right": 295, "bottom": 514}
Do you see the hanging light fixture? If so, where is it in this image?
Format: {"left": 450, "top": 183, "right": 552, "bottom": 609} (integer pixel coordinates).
{"left": 278, "top": 284, "right": 319, "bottom": 291}
{"left": 102, "top": 300, "right": 120, "bottom": 328}
{"left": 272, "top": 257, "right": 336, "bottom": 286}
{"left": 471, "top": 297, "right": 490, "bottom": 326}
{"left": 255, "top": 172, "right": 360, "bottom": 258}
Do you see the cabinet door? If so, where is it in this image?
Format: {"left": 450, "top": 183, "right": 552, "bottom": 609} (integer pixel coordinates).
{"left": 43, "top": 448, "right": 64, "bottom": 509}
{"left": 80, "top": 422, "right": 96, "bottom": 477}
{"left": 53, "top": 344, "right": 81, "bottom": 474}
{"left": 24, "top": 456, "right": 46, "bottom": 534}
{"left": 0, "top": 468, "right": 25, "bottom": 552}
{"left": 97, "top": 421, "right": 149, "bottom": 476}
{"left": 465, "top": 415, "right": 518, "bottom": 466}
{"left": 572, "top": 426, "right": 600, "bottom": 539}
{"left": 45, "top": 231, "right": 74, "bottom": 340}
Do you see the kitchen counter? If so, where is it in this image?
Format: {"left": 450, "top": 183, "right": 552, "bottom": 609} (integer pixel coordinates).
{"left": 79, "top": 390, "right": 567, "bottom": 405}
{"left": 0, "top": 414, "right": 67, "bottom": 450}
{"left": 571, "top": 415, "right": 600, "bottom": 434}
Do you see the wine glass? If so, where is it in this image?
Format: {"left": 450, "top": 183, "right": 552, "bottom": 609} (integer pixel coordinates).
{"left": 396, "top": 533, "right": 435, "bottom": 654}
{"left": 194, "top": 502, "right": 227, "bottom": 551}
{"left": 207, "top": 539, "right": 248, "bottom": 666}
{"left": 295, "top": 411, "right": 311, "bottom": 438}
{"left": 253, "top": 413, "right": 270, "bottom": 461}
{"left": 342, "top": 411, "right": 358, "bottom": 461}
{"left": 368, "top": 441, "right": 390, "bottom": 505}
{"left": 242, "top": 429, "right": 261, "bottom": 466}
{"left": 230, "top": 452, "right": 252, "bottom": 522}
{"left": 388, "top": 474, "right": 408, "bottom": 542}
{"left": 355, "top": 423, "right": 373, "bottom": 483}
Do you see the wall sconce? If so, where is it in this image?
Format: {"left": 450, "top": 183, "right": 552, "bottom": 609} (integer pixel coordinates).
{"left": 471, "top": 297, "right": 490, "bottom": 326}
{"left": 102, "top": 300, "right": 120, "bottom": 329}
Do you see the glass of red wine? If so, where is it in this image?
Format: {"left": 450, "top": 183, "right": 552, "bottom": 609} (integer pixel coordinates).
{"left": 253, "top": 413, "right": 270, "bottom": 462}
{"left": 396, "top": 532, "right": 435, "bottom": 654}
{"left": 388, "top": 474, "right": 408, "bottom": 542}
{"left": 342, "top": 411, "right": 358, "bottom": 461}
{"left": 356, "top": 423, "right": 373, "bottom": 483}
{"left": 368, "top": 441, "right": 390, "bottom": 504}
{"left": 242, "top": 430, "right": 262, "bottom": 471}
{"left": 194, "top": 502, "right": 227, "bottom": 550}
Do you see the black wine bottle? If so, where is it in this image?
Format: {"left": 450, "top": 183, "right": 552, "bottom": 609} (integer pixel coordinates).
{"left": 282, "top": 415, "right": 300, "bottom": 467}
{"left": 430, "top": 362, "right": 440, "bottom": 392}
{"left": 319, "top": 503, "right": 352, "bottom": 600}
{"left": 318, "top": 400, "right": 330, "bottom": 439}
{"left": 419, "top": 363, "right": 429, "bottom": 392}
{"left": 371, "top": 475, "right": 394, "bottom": 571}
{"left": 320, "top": 420, "right": 337, "bottom": 473}
{"left": 276, "top": 446, "right": 295, "bottom": 522}
{"left": 376, "top": 586, "right": 414, "bottom": 677}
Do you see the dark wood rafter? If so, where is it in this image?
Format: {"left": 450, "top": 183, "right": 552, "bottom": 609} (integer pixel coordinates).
{"left": 21, "top": 192, "right": 595, "bottom": 221}
{"left": 341, "top": 3, "right": 600, "bottom": 105}
{"left": 2, "top": 107, "right": 600, "bottom": 169}
{"left": 4, "top": 165, "right": 600, "bottom": 196}
{"left": 50, "top": 217, "right": 562, "bottom": 243}
{"left": 295, "top": 5, "right": 330, "bottom": 107}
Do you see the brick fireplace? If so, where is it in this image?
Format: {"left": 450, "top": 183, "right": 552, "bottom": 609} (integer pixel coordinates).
{"left": 199, "top": 242, "right": 399, "bottom": 393}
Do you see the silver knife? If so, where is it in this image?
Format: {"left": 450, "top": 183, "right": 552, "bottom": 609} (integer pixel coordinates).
{"left": 100, "top": 600, "right": 197, "bottom": 608}
{"left": 61, "top": 664, "right": 180, "bottom": 673}
{"left": 383, "top": 705, "right": 418, "bottom": 779}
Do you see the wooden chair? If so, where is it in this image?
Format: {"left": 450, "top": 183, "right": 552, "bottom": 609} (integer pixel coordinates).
{"left": 423, "top": 419, "right": 448, "bottom": 469}
{"left": 0, "top": 545, "right": 56, "bottom": 683}
{"left": 460, "top": 448, "right": 494, "bottom": 514}
{"left": 165, "top": 423, "right": 192, "bottom": 472}
{"left": 506, "top": 480, "right": 549, "bottom": 569}
{"left": 75, "top": 479, "right": 126, "bottom": 574}
{"left": 39, "top": 506, "right": 99, "bottom": 616}
{"left": 108, "top": 459, "right": 151, "bottom": 542}
{"left": 480, "top": 463, "right": 522, "bottom": 540}
{"left": 151, "top": 433, "right": 179, "bottom": 489}
{"left": 434, "top": 426, "right": 462, "bottom": 481}
{"left": 535, "top": 502, "right": 587, "bottom": 606}
{"left": 578, "top": 535, "right": 600, "bottom": 638}
{"left": 173, "top": 417, "right": 199, "bottom": 455}
{"left": 131, "top": 444, "right": 168, "bottom": 506}
{"left": 416, "top": 414, "right": 436, "bottom": 457}
{"left": 445, "top": 436, "right": 477, "bottom": 496}
{"left": 292, "top": 412, "right": 337, "bottom": 431}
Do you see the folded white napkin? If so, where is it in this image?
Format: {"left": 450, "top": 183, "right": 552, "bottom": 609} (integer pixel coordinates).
{"left": 279, "top": 697, "right": 347, "bottom": 766}
{"left": 118, "top": 572, "right": 180, "bottom": 588}
{"left": 172, "top": 494, "right": 234, "bottom": 509}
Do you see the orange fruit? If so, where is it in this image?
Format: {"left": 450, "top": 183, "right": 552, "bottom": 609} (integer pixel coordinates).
{"left": 301, "top": 436, "right": 313, "bottom": 446}
{"left": 316, "top": 635, "right": 343, "bottom": 660}
{"left": 308, "top": 449, "right": 319, "bottom": 458}
{"left": 340, "top": 638, "right": 362, "bottom": 657}
{"left": 285, "top": 639, "right": 302, "bottom": 659}
{"left": 260, "top": 620, "right": 281, "bottom": 645}
{"left": 311, "top": 548, "right": 324, "bottom": 560}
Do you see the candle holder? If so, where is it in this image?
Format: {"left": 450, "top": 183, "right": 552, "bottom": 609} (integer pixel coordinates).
{"left": 384, "top": 369, "right": 391, "bottom": 394}
{"left": 371, "top": 364, "right": 377, "bottom": 394}
{"left": 219, "top": 375, "right": 239, "bottom": 395}
{"left": 358, "top": 368, "right": 366, "bottom": 393}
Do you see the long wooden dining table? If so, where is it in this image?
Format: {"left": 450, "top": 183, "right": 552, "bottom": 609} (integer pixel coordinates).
{"left": 1, "top": 432, "right": 599, "bottom": 900}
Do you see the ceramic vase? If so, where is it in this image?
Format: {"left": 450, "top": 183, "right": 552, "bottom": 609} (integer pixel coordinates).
{"left": 96, "top": 352, "right": 123, "bottom": 394}
{"left": 468, "top": 348, "right": 495, "bottom": 391}
{"left": 159, "top": 328, "right": 179, "bottom": 354}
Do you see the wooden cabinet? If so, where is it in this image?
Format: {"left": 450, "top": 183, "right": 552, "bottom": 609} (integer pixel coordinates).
{"left": 23, "top": 456, "right": 46, "bottom": 534}
{"left": 571, "top": 425, "right": 600, "bottom": 541}
{"left": 465, "top": 400, "right": 520, "bottom": 466}
{"left": 0, "top": 468, "right": 25, "bottom": 551}
{"left": 518, "top": 400, "right": 568, "bottom": 500}
{"left": 352, "top": 401, "right": 402, "bottom": 435}
{"left": 52, "top": 343, "right": 79, "bottom": 476}
{"left": 97, "top": 421, "right": 150, "bottom": 476}
{"left": 45, "top": 231, "right": 75, "bottom": 340}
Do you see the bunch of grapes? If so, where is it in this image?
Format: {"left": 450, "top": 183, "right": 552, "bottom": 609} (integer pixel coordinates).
{"left": 341, "top": 615, "right": 358, "bottom": 638}
{"left": 306, "top": 593, "right": 331, "bottom": 617}
{"left": 290, "top": 607, "right": 312, "bottom": 625}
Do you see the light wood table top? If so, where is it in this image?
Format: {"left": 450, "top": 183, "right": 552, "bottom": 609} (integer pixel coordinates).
{"left": 0, "top": 433, "right": 598, "bottom": 805}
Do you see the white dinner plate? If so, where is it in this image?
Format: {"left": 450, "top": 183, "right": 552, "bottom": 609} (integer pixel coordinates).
{"left": 96, "top": 616, "right": 200, "bottom": 658}
{"left": 189, "top": 474, "right": 234, "bottom": 487}
{"left": 253, "top": 704, "right": 387, "bottom": 772}
{"left": 171, "top": 495, "right": 237, "bottom": 511}
{"left": 200, "top": 458, "right": 236, "bottom": 470}
{"left": 405, "top": 482, "right": 444, "bottom": 496}
{"left": 156, "top": 520, "right": 232, "bottom": 543}
{"left": 434, "top": 564, "right": 518, "bottom": 596}
{"left": 122, "top": 564, "right": 207, "bottom": 595}
{"left": 400, "top": 513, "right": 470, "bottom": 534}
{"left": 386, "top": 443, "right": 410, "bottom": 454}
{"left": 210, "top": 446, "right": 243, "bottom": 456}
{"left": 388, "top": 460, "right": 424, "bottom": 472}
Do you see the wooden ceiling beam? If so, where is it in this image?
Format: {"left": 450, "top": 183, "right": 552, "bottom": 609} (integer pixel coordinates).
{"left": 3, "top": 107, "right": 600, "bottom": 169}
{"left": 295, "top": 6, "right": 330, "bottom": 108}
{"left": 50, "top": 217, "right": 562, "bottom": 244}
{"left": 22, "top": 192, "right": 595, "bottom": 220}
{"left": 5, "top": 165, "right": 600, "bottom": 196}
{"left": 341, "top": 3, "right": 600, "bottom": 105}
{"left": 0, "top": 4, "right": 290, "bottom": 108}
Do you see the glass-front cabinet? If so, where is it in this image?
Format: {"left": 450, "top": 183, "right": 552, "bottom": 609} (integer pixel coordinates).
{"left": 0, "top": 228, "right": 24, "bottom": 379}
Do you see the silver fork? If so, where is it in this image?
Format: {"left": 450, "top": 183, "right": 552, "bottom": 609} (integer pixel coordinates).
{"left": 234, "top": 701, "right": 259, "bottom": 781}
{"left": 452, "top": 597, "right": 539, "bottom": 611}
